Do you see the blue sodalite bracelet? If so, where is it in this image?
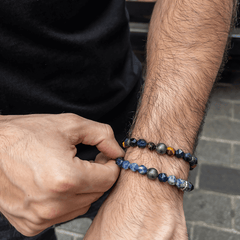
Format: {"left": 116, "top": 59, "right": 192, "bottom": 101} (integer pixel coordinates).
{"left": 115, "top": 157, "right": 194, "bottom": 192}
{"left": 122, "top": 138, "right": 198, "bottom": 171}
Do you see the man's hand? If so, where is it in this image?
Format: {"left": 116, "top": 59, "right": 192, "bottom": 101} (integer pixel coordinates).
{"left": 0, "top": 113, "right": 124, "bottom": 237}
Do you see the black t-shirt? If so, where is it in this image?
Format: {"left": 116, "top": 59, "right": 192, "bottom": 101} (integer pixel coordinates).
{"left": 0, "top": 0, "right": 142, "bottom": 158}
{"left": 0, "top": 0, "right": 142, "bottom": 220}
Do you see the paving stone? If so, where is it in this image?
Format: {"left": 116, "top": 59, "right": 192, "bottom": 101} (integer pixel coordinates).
{"left": 206, "top": 98, "right": 232, "bottom": 118}
{"left": 188, "top": 168, "right": 197, "bottom": 186}
{"left": 55, "top": 231, "right": 74, "bottom": 240}
{"left": 233, "top": 144, "right": 240, "bottom": 165}
{"left": 233, "top": 198, "right": 240, "bottom": 232}
{"left": 195, "top": 139, "right": 231, "bottom": 165}
{"left": 211, "top": 84, "right": 240, "bottom": 101}
{"left": 199, "top": 164, "right": 240, "bottom": 195}
{"left": 201, "top": 117, "right": 240, "bottom": 142}
{"left": 76, "top": 238, "right": 84, "bottom": 240}
{"left": 183, "top": 190, "right": 232, "bottom": 228}
{"left": 57, "top": 218, "right": 92, "bottom": 235}
{"left": 234, "top": 103, "right": 240, "bottom": 120}
{"left": 186, "top": 222, "right": 192, "bottom": 239}
{"left": 193, "top": 225, "right": 240, "bottom": 240}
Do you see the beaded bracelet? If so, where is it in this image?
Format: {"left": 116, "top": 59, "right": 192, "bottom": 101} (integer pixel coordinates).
{"left": 116, "top": 157, "right": 194, "bottom": 192}
{"left": 122, "top": 138, "right": 198, "bottom": 171}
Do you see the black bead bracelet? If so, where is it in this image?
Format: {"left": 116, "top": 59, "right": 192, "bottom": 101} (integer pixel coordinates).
{"left": 122, "top": 138, "right": 198, "bottom": 170}
{"left": 116, "top": 157, "right": 194, "bottom": 192}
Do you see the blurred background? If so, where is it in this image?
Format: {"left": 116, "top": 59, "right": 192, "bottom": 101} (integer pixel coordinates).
{"left": 55, "top": 1, "right": 240, "bottom": 239}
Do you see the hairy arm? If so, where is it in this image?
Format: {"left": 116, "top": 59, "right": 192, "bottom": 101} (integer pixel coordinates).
{"left": 85, "top": 0, "right": 236, "bottom": 239}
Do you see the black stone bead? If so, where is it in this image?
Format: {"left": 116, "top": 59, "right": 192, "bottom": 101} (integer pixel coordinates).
{"left": 190, "top": 184, "right": 194, "bottom": 191}
{"left": 130, "top": 138, "right": 137, "bottom": 147}
{"left": 147, "top": 142, "right": 156, "bottom": 151}
{"left": 147, "top": 168, "right": 158, "bottom": 180}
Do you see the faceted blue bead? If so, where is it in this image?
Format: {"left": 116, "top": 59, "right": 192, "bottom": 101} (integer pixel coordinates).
{"left": 190, "top": 183, "right": 194, "bottom": 191}
{"left": 176, "top": 178, "right": 185, "bottom": 189}
{"left": 189, "top": 156, "right": 197, "bottom": 165}
{"left": 189, "top": 156, "right": 198, "bottom": 170}
{"left": 116, "top": 158, "right": 124, "bottom": 167}
{"left": 168, "top": 175, "right": 177, "bottom": 185}
{"left": 158, "top": 173, "right": 168, "bottom": 182}
{"left": 138, "top": 165, "right": 147, "bottom": 175}
{"left": 184, "top": 153, "right": 192, "bottom": 162}
{"left": 122, "top": 160, "right": 130, "bottom": 170}
{"left": 187, "top": 182, "right": 193, "bottom": 191}
{"left": 175, "top": 149, "right": 184, "bottom": 158}
{"left": 137, "top": 139, "right": 147, "bottom": 148}
{"left": 130, "top": 138, "right": 137, "bottom": 147}
{"left": 130, "top": 163, "right": 139, "bottom": 172}
{"left": 123, "top": 138, "right": 130, "bottom": 148}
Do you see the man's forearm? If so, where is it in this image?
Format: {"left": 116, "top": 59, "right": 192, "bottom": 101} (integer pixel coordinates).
{"left": 120, "top": 0, "right": 235, "bottom": 236}
{"left": 127, "top": 0, "right": 235, "bottom": 177}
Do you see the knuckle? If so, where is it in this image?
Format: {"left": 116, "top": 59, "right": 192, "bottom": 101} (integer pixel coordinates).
{"left": 51, "top": 176, "right": 75, "bottom": 193}
{"left": 60, "top": 113, "right": 79, "bottom": 124}
{"left": 35, "top": 205, "right": 60, "bottom": 220}
{"left": 103, "top": 124, "right": 114, "bottom": 139}
{"left": 19, "top": 224, "right": 41, "bottom": 237}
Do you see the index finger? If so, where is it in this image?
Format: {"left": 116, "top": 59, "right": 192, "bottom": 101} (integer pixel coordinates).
{"left": 59, "top": 114, "right": 125, "bottom": 160}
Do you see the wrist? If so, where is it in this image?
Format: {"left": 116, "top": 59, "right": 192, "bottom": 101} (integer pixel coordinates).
{"left": 90, "top": 166, "right": 187, "bottom": 240}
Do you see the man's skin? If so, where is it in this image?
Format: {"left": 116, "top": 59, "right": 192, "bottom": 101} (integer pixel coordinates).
{"left": 0, "top": 0, "right": 236, "bottom": 239}
{"left": 84, "top": 0, "right": 236, "bottom": 239}
{"left": 0, "top": 114, "right": 124, "bottom": 236}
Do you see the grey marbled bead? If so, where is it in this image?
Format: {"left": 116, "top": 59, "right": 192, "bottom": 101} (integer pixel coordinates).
{"left": 156, "top": 143, "right": 167, "bottom": 154}
{"left": 147, "top": 168, "right": 158, "bottom": 180}
{"left": 168, "top": 175, "right": 177, "bottom": 185}
{"left": 176, "top": 178, "right": 185, "bottom": 189}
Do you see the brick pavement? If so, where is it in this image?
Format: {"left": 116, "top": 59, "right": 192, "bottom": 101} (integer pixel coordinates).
{"left": 56, "top": 80, "right": 240, "bottom": 239}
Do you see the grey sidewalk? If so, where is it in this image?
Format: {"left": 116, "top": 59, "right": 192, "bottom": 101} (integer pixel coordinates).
{"left": 55, "top": 81, "right": 240, "bottom": 239}
{"left": 185, "top": 81, "right": 240, "bottom": 240}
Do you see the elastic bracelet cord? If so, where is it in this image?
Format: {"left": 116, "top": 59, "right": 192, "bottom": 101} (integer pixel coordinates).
{"left": 116, "top": 157, "right": 194, "bottom": 192}
{"left": 122, "top": 138, "right": 198, "bottom": 171}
